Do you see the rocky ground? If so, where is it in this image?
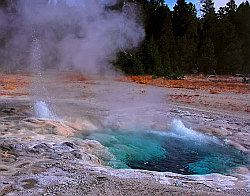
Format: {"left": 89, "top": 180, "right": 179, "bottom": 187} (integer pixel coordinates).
{"left": 0, "top": 73, "right": 249, "bottom": 195}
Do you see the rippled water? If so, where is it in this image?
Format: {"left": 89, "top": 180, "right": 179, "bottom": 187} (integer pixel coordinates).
{"left": 84, "top": 120, "right": 249, "bottom": 175}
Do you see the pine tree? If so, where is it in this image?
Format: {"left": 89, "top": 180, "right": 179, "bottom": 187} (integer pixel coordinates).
{"left": 215, "top": 0, "right": 243, "bottom": 74}
{"left": 140, "top": 0, "right": 174, "bottom": 76}
{"left": 173, "top": 0, "right": 198, "bottom": 37}
{"left": 114, "top": 51, "right": 144, "bottom": 75}
{"left": 199, "top": 0, "right": 218, "bottom": 72}
{"left": 225, "top": 0, "right": 237, "bottom": 13}
{"left": 201, "top": 0, "right": 216, "bottom": 17}
{"left": 131, "top": 55, "right": 144, "bottom": 75}
{"left": 172, "top": 0, "right": 199, "bottom": 73}
{"left": 218, "top": 37, "right": 243, "bottom": 74}
{"left": 235, "top": 1, "right": 250, "bottom": 73}
{"left": 141, "top": 36, "right": 164, "bottom": 76}
{"left": 224, "top": 0, "right": 237, "bottom": 23}
{"left": 198, "top": 37, "right": 216, "bottom": 73}
{"left": 154, "top": 3, "right": 174, "bottom": 76}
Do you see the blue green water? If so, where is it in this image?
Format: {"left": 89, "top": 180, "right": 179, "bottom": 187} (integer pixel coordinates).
{"left": 84, "top": 120, "right": 250, "bottom": 175}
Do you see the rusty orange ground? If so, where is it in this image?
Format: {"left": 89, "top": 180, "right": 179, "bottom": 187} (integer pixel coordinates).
{"left": 0, "top": 73, "right": 30, "bottom": 96}
{"left": 118, "top": 75, "right": 250, "bottom": 94}
{"left": 1, "top": 73, "right": 249, "bottom": 95}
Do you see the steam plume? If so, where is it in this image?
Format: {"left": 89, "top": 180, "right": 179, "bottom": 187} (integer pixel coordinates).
{"left": 0, "top": 0, "right": 144, "bottom": 74}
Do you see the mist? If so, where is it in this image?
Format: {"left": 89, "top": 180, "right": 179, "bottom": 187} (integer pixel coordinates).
{"left": 0, "top": 0, "right": 145, "bottom": 74}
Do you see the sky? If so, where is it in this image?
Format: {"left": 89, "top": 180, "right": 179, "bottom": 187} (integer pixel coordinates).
{"left": 166, "top": 0, "right": 246, "bottom": 10}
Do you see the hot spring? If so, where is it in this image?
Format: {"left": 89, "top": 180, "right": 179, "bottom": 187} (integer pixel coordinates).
{"left": 81, "top": 120, "right": 249, "bottom": 175}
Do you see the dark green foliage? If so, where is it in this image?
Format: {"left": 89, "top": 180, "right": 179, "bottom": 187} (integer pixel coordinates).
{"left": 141, "top": 36, "right": 164, "bottom": 76}
{"left": 198, "top": 37, "right": 216, "bottom": 73}
{"left": 225, "top": 0, "right": 237, "bottom": 22}
{"left": 215, "top": 17, "right": 243, "bottom": 74}
{"left": 172, "top": 0, "right": 199, "bottom": 73}
{"left": 116, "top": 0, "right": 174, "bottom": 77}
{"left": 234, "top": 1, "right": 250, "bottom": 73}
{"left": 201, "top": 0, "right": 216, "bottom": 17}
{"left": 115, "top": 52, "right": 144, "bottom": 75}
{"left": 173, "top": 0, "right": 198, "bottom": 38}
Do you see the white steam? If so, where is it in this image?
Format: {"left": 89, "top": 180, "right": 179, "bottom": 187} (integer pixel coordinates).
{"left": 0, "top": 0, "right": 144, "bottom": 74}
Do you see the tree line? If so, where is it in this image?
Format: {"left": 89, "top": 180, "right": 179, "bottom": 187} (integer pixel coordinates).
{"left": 114, "top": 0, "right": 250, "bottom": 78}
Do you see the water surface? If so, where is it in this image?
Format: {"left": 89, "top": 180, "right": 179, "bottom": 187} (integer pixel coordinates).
{"left": 84, "top": 120, "right": 249, "bottom": 175}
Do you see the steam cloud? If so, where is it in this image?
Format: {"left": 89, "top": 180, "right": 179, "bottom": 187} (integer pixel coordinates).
{"left": 0, "top": 0, "right": 144, "bottom": 74}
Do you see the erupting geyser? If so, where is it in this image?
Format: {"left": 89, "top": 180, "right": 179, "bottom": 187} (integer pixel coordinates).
{"left": 30, "top": 33, "right": 55, "bottom": 119}
{"left": 33, "top": 100, "right": 55, "bottom": 119}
